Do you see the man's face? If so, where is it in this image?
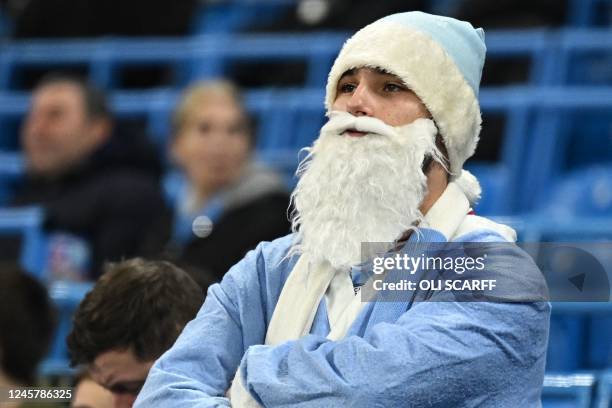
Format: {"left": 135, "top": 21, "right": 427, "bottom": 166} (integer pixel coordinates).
{"left": 89, "top": 349, "right": 154, "bottom": 408}
{"left": 331, "top": 67, "right": 430, "bottom": 128}
{"left": 289, "top": 67, "right": 442, "bottom": 269}
{"left": 21, "top": 82, "right": 106, "bottom": 176}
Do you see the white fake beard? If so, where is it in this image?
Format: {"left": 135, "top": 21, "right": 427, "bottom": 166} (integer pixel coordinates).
{"left": 290, "top": 111, "right": 441, "bottom": 270}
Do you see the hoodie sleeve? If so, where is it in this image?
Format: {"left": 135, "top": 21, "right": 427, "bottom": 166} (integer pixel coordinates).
{"left": 239, "top": 300, "right": 550, "bottom": 408}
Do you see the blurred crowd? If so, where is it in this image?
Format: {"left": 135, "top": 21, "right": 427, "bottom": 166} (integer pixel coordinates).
{"left": 1, "top": 71, "right": 292, "bottom": 407}
{"left": 0, "top": 0, "right": 574, "bottom": 281}
{"left": 5, "top": 73, "right": 291, "bottom": 284}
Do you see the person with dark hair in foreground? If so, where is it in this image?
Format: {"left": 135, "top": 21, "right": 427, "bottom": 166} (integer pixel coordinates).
{"left": 11, "top": 72, "right": 171, "bottom": 279}
{"left": 0, "top": 263, "right": 56, "bottom": 388}
{"left": 136, "top": 12, "right": 549, "bottom": 407}
{"left": 67, "top": 258, "right": 203, "bottom": 408}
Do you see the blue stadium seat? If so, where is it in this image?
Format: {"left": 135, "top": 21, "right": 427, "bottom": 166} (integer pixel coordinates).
{"left": 0, "top": 151, "right": 24, "bottom": 204}
{"left": 244, "top": 88, "right": 324, "bottom": 151}
{"left": 40, "top": 280, "right": 93, "bottom": 376}
{"left": 546, "top": 166, "right": 612, "bottom": 219}
{"left": 162, "top": 169, "right": 185, "bottom": 209}
{"left": 0, "top": 92, "right": 28, "bottom": 149}
{"left": 467, "top": 86, "right": 534, "bottom": 214}
{"left": 0, "top": 33, "right": 346, "bottom": 91}
{"left": 256, "top": 149, "right": 301, "bottom": 188}
{"left": 0, "top": 206, "right": 46, "bottom": 278}
{"left": 557, "top": 29, "right": 612, "bottom": 85}
{"left": 525, "top": 165, "right": 612, "bottom": 371}
{"left": 191, "top": 0, "right": 294, "bottom": 35}
{"left": 595, "top": 370, "right": 612, "bottom": 408}
{"left": 0, "top": 38, "right": 193, "bottom": 90}
{"left": 519, "top": 166, "right": 612, "bottom": 242}
{"left": 519, "top": 87, "right": 612, "bottom": 212}
{"left": 568, "top": 0, "right": 612, "bottom": 27}
{"left": 485, "top": 30, "right": 558, "bottom": 85}
{"left": 542, "top": 373, "right": 596, "bottom": 408}
{"left": 464, "top": 162, "right": 510, "bottom": 215}
{"left": 0, "top": 6, "right": 10, "bottom": 39}
{"left": 490, "top": 217, "right": 612, "bottom": 371}
{"left": 188, "top": 33, "right": 346, "bottom": 88}
{"left": 546, "top": 303, "right": 612, "bottom": 371}
{"left": 111, "top": 88, "right": 178, "bottom": 149}
{"left": 7, "top": 29, "right": 609, "bottom": 92}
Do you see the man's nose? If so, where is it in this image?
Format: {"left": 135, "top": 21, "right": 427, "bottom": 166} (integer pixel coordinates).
{"left": 24, "top": 116, "right": 47, "bottom": 139}
{"left": 346, "top": 85, "right": 374, "bottom": 117}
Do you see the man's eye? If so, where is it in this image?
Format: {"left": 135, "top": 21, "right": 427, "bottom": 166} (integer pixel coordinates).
{"left": 339, "top": 83, "right": 356, "bottom": 93}
{"left": 384, "top": 83, "right": 404, "bottom": 92}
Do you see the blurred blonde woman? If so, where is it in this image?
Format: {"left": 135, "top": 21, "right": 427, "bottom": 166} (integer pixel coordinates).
{"left": 167, "top": 80, "right": 290, "bottom": 280}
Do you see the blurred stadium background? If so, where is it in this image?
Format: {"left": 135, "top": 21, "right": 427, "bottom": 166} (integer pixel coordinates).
{"left": 0, "top": 0, "right": 611, "bottom": 406}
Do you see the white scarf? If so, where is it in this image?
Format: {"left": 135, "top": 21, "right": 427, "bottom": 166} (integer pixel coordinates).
{"left": 228, "top": 253, "right": 365, "bottom": 407}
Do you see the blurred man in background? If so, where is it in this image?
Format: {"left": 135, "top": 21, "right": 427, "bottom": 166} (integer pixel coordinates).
{"left": 67, "top": 258, "right": 203, "bottom": 408}
{"left": 0, "top": 263, "right": 56, "bottom": 389}
{"left": 11, "top": 73, "right": 171, "bottom": 279}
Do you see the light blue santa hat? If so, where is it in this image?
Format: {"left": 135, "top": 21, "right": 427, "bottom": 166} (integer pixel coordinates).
{"left": 325, "top": 11, "right": 487, "bottom": 177}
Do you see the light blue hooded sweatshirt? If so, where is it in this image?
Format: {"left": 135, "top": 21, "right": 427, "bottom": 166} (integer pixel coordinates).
{"left": 135, "top": 223, "right": 550, "bottom": 407}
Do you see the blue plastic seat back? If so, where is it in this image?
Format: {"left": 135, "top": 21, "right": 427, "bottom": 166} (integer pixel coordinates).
{"left": 39, "top": 281, "right": 93, "bottom": 377}
{"left": 542, "top": 373, "right": 595, "bottom": 408}
{"left": 559, "top": 29, "right": 612, "bottom": 84}
{"left": 594, "top": 371, "right": 612, "bottom": 408}
{"left": 0, "top": 205, "right": 46, "bottom": 278}
{"left": 0, "top": 152, "right": 24, "bottom": 205}
{"left": 464, "top": 163, "right": 510, "bottom": 215}
{"left": 546, "top": 165, "right": 612, "bottom": 218}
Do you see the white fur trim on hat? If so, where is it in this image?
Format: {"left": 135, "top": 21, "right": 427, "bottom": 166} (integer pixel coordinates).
{"left": 325, "top": 21, "right": 482, "bottom": 176}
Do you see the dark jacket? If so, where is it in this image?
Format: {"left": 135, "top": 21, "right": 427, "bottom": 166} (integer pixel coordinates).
{"left": 169, "top": 163, "right": 291, "bottom": 283}
{"left": 11, "top": 133, "right": 171, "bottom": 279}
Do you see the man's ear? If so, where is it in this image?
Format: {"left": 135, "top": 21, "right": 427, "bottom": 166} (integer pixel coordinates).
{"left": 434, "top": 134, "right": 450, "bottom": 181}
{"left": 89, "top": 117, "right": 113, "bottom": 146}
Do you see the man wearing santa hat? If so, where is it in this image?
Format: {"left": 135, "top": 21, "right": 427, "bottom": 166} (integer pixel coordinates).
{"left": 136, "top": 11, "right": 549, "bottom": 407}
